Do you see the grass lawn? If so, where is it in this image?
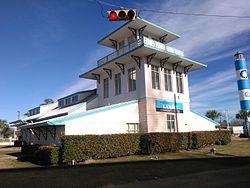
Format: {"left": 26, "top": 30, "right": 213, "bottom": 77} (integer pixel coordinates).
{"left": 0, "top": 138, "right": 249, "bottom": 187}
{"left": 0, "top": 146, "right": 39, "bottom": 169}
{"left": 84, "top": 138, "right": 250, "bottom": 164}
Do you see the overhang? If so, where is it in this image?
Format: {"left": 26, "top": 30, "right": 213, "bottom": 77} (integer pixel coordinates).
{"left": 80, "top": 43, "right": 206, "bottom": 80}
{"left": 99, "top": 17, "right": 180, "bottom": 49}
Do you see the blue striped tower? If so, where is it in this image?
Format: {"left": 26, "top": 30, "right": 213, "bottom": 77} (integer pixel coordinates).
{"left": 234, "top": 51, "right": 250, "bottom": 133}
{"left": 235, "top": 52, "right": 250, "bottom": 110}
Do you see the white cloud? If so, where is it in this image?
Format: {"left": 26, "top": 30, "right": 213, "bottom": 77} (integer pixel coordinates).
{"left": 55, "top": 79, "right": 96, "bottom": 99}
{"left": 189, "top": 67, "right": 239, "bottom": 113}
{"left": 139, "top": 0, "right": 250, "bottom": 60}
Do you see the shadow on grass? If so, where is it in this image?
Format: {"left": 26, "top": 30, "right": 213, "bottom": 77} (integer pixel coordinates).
{"left": 0, "top": 157, "right": 250, "bottom": 187}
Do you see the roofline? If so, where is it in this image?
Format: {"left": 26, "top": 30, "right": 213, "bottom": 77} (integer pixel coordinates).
{"left": 191, "top": 110, "right": 220, "bottom": 126}
{"left": 80, "top": 43, "right": 206, "bottom": 79}
{"left": 57, "top": 89, "right": 96, "bottom": 101}
{"left": 49, "top": 100, "right": 138, "bottom": 125}
{"left": 79, "top": 42, "right": 144, "bottom": 78}
{"left": 98, "top": 17, "right": 180, "bottom": 45}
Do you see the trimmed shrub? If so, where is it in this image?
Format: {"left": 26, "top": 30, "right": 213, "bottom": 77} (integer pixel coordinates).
{"left": 22, "top": 131, "right": 229, "bottom": 164}
{"left": 139, "top": 133, "right": 183, "bottom": 154}
{"left": 61, "top": 134, "right": 141, "bottom": 163}
{"left": 191, "top": 131, "right": 231, "bottom": 149}
{"left": 21, "top": 145, "right": 60, "bottom": 165}
{"left": 35, "top": 146, "right": 60, "bottom": 164}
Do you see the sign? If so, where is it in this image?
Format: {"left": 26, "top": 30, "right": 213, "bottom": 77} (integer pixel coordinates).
{"left": 156, "top": 100, "right": 183, "bottom": 113}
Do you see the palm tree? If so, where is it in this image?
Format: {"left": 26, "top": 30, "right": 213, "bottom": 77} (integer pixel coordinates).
{"left": 236, "top": 110, "right": 250, "bottom": 136}
{"left": 0, "top": 119, "right": 13, "bottom": 138}
{"left": 205, "top": 110, "right": 221, "bottom": 121}
{"left": 40, "top": 98, "right": 54, "bottom": 106}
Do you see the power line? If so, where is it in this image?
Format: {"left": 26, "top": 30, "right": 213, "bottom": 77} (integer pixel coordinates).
{"left": 140, "top": 8, "right": 250, "bottom": 19}
{"left": 94, "top": 0, "right": 250, "bottom": 19}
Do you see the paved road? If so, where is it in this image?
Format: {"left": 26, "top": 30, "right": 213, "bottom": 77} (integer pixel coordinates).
{"left": 112, "top": 164, "right": 250, "bottom": 188}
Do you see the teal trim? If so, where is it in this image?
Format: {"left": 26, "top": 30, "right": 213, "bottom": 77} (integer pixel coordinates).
{"left": 79, "top": 42, "right": 144, "bottom": 78}
{"left": 81, "top": 36, "right": 206, "bottom": 78}
{"left": 137, "top": 17, "right": 180, "bottom": 38}
{"left": 98, "top": 17, "right": 180, "bottom": 44}
{"left": 22, "top": 114, "right": 42, "bottom": 121}
{"left": 182, "top": 57, "right": 207, "bottom": 68}
{"left": 68, "top": 102, "right": 87, "bottom": 114}
{"left": 144, "top": 44, "right": 207, "bottom": 68}
{"left": 191, "top": 110, "right": 220, "bottom": 125}
{"left": 49, "top": 100, "right": 138, "bottom": 125}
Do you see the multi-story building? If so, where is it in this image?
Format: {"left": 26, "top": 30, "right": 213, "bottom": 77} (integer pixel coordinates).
{"left": 11, "top": 17, "right": 218, "bottom": 146}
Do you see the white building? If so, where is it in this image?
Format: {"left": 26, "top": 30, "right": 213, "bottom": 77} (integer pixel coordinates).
{"left": 11, "top": 17, "right": 218, "bottom": 146}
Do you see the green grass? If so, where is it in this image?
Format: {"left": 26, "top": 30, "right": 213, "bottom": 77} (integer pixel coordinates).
{"left": 0, "top": 139, "right": 249, "bottom": 187}
{"left": 0, "top": 147, "right": 39, "bottom": 169}
{"left": 0, "top": 139, "right": 249, "bottom": 169}
{"left": 82, "top": 139, "right": 250, "bottom": 164}
{"left": 215, "top": 139, "right": 250, "bottom": 156}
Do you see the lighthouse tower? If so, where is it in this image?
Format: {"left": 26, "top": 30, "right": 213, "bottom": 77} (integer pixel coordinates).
{"left": 234, "top": 51, "right": 250, "bottom": 134}
{"left": 235, "top": 52, "right": 250, "bottom": 110}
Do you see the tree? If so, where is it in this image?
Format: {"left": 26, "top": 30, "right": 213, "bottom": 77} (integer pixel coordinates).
{"left": 205, "top": 110, "right": 221, "bottom": 121}
{"left": 0, "top": 119, "right": 14, "bottom": 138}
{"left": 236, "top": 110, "right": 250, "bottom": 135}
{"left": 40, "top": 98, "right": 54, "bottom": 106}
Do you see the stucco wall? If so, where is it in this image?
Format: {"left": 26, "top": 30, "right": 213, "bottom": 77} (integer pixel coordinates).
{"left": 97, "top": 60, "right": 146, "bottom": 107}
{"left": 65, "top": 101, "right": 139, "bottom": 135}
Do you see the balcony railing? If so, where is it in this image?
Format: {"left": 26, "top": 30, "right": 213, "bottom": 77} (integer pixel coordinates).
{"left": 98, "top": 36, "right": 184, "bottom": 66}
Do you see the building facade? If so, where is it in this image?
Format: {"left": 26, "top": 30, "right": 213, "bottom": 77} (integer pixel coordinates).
{"left": 11, "top": 17, "right": 218, "bottom": 146}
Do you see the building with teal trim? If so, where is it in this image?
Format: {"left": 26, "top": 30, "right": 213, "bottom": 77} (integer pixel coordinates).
{"left": 11, "top": 17, "right": 218, "bottom": 146}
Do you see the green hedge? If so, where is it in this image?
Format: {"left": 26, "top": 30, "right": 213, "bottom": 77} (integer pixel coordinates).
{"left": 191, "top": 131, "right": 231, "bottom": 149}
{"left": 21, "top": 145, "right": 60, "bottom": 165}
{"left": 21, "top": 131, "right": 231, "bottom": 164}
{"left": 62, "top": 131, "right": 231, "bottom": 163}
{"left": 61, "top": 134, "right": 141, "bottom": 163}
{"left": 139, "top": 133, "right": 188, "bottom": 154}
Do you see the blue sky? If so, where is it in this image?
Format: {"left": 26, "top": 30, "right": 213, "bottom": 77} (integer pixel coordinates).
{"left": 1, "top": 0, "right": 250, "bottom": 122}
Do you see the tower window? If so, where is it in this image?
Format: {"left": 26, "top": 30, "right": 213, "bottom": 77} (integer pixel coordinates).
{"left": 176, "top": 72, "right": 184, "bottom": 93}
{"left": 103, "top": 78, "right": 109, "bottom": 98}
{"left": 115, "top": 73, "right": 121, "bottom": 95}
{"left": 151, "top": 65, "right": 160, "bottom": 89}
{"left": 164, "top": 69, "right": 172, "bottom": 91}
{"left": 128, "top": 67, "right": 136, "bottom": 92}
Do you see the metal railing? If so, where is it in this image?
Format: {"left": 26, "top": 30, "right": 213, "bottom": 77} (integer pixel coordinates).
{"left": 97, "top": 36, "right": 184, "bottom": 66}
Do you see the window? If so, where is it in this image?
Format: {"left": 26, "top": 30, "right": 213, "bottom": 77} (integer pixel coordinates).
{"left": 167, "top": 114, "right": 176, "bottom": 132}
{"left": 118, "top": 40, "right": 125, "bottom": 49}
{"left": 164, "top": 69, "right": 172, "bottom": 91}
{"left": 151, "top": 65, "right": 160, "bottom": 89}
{"left": 65, "top": 98, "right": 71, "bottom": 105}
{"left": 128, "top": 67, "right": 136, "bottom": 92}
{"left": 59, "top": 100, "right": 64, "bottom": 107}
{"left": 103, "top": 78, "right": 109, "bottom": 98}
{"left": 115, "top": 73, "right": 121, "bottom": 95}
{"left": 127, "top": 123, "right": 139, "bottom": 133}
{"left": 29, "top": 108, "right": 40, "bottom": 116}
{"left": 72, "top": 95, "right": 78, "bottom": 103}
{"left": 176, "top": 72, "right": 184, "bottom": 93}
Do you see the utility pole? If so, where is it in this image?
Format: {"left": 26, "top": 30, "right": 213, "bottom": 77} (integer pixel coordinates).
{"left": 225, "top": 110, "right": 229, "bottom": 130}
